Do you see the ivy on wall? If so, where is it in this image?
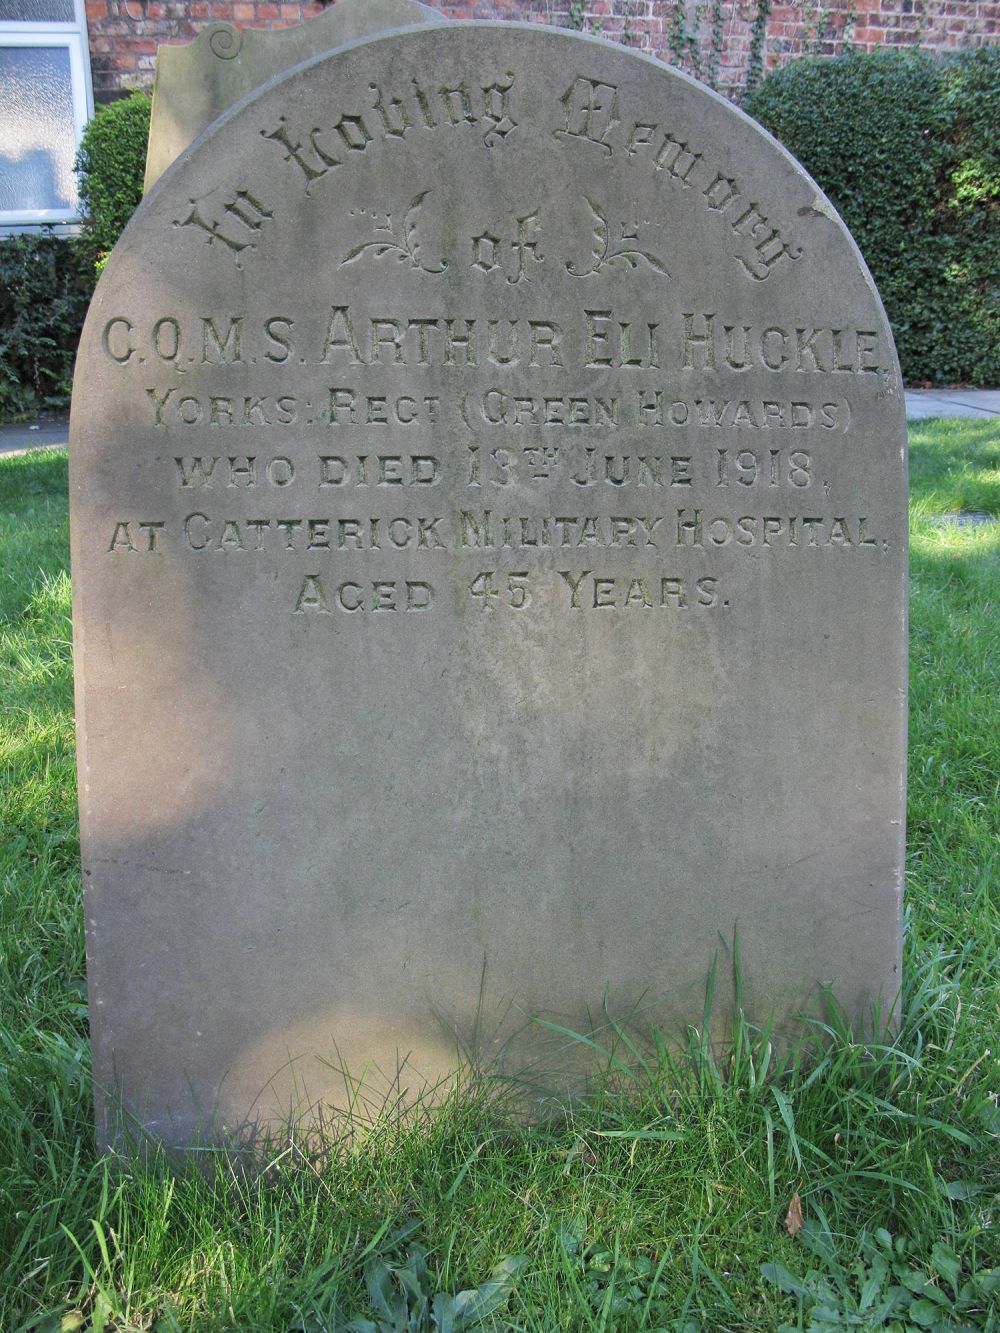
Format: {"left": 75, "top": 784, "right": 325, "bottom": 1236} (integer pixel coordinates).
{"left": 744, "top": 0, "right": 772, "bottom": 98}
{"left": 565, "top": 0, "right": 737, "bottom": 92}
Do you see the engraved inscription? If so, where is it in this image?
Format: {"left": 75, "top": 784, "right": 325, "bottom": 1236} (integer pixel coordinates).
{"left": 105, "top": 511, "right": 888, "bottom": 556}
{"left": 173, "top": 65, "right": 797, "bottom": 286}
{"left": 556, "top": 76, "right": 619, "bottom": 155}
{"left": 114, "top": 341, "right": 887, "bottom": 594}
{"left": 105, "top": 275, "right": 894, "bottom": 614}
{"left": 471, "top": 207, "right": 543, "bottom": 285}
{"left": 175, "top": 190, "right": 273, "bottom": 263}
{"left": 107, "top": 51, "right": 894, "bottom": 622}
{"left": 559, "top": 570, "right": 721, "bottom": 610}
{"left": 293, "top": 575, "right": 434, "bottom": 613}
{"left": 556, "top": 75, "right": 800, "bottom": 282}
{"left": 101, "top": 307, "right": 888, "bottom": 387}
{"left": 107, "top": 520, "right": 164, "bottom": 553}
{"left": 681, "top": 313, "right": 882, "bottom": 375}
{"left": 259, "top": 72, "right": 520, "bottom": 197}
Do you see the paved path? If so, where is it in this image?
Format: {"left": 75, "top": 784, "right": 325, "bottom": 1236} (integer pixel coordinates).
{"left": 0, "top": 417, "right": 71, "bottom": 457}
{"left": 904, "top": 389, "right": 1000, "bottom": 421}
{"left": 1, "top": 391, "right": 997, "bottom": 457}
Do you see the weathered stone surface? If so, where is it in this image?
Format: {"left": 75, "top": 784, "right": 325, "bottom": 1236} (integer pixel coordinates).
{"left": 143, "top": 0, "right": 444, "bottom": 191}
{"left": 72, "top": 22, "right": 907, "bottom": 1153}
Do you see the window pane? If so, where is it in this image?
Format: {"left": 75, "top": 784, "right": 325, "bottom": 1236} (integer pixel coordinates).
{"left": 0, "top": 45, "right": 77, "bottom": 213}
{"left": 0, "top": 0, "right": 76, "bottom": 21}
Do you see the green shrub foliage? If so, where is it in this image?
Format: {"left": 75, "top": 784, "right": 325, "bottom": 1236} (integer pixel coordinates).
{"left": 747, "top": 49, "right": 1000, "bottom": 385}
{"left": 75, "top": 91, "right": 151, "bottom": 267}
{"left": 0, "top": 234, "right": 94, "bottom": 420}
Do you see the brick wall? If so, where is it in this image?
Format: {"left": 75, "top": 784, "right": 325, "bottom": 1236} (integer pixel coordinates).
{"left": 86, "top": 0, "right": 327, "bottom": 96}
{"left": 86, "top": 0, "right": 1000, "bottom": 100}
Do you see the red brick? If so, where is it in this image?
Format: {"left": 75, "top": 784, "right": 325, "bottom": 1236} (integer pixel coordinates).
{"left": 82, "top": 0, "right": 1000, "bottom": 101}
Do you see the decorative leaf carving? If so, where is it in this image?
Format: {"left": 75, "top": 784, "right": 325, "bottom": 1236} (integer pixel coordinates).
{"left": 565, "top": 196, "right": 670, "bottom": 280}
{"left": 339, "top": 191, "right": 448, "bottom": 274}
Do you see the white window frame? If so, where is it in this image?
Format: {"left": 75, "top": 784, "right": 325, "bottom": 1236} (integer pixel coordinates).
{"left": 0, "top": 0, "right": 94, "bottom": 228}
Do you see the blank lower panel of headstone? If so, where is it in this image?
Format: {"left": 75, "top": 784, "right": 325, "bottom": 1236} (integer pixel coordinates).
{"left": 70, "top": 24, "right": 906, "bottom": 1152}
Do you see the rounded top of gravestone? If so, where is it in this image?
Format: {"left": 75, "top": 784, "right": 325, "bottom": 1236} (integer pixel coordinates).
{"left": 105, "top": 22, "right": 899, "bottom": 368}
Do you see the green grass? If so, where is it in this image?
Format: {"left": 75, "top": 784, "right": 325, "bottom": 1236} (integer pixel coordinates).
{"left": 1, "top": 423, "right": 997, "bottom": 1331}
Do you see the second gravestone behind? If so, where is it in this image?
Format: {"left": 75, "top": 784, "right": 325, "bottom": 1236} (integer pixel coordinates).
{"left": 71, "top": 22, "right": 907, "bottom": 1151}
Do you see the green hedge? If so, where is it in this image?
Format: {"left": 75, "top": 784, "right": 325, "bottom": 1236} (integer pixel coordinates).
{"left": 75, "top": 90, "right": 151, "bottom": 269}
{"left": 746, "top": 48, "right": 1000, "bottom": 386}
{"left": 0, "top": 234, "right": 94, "bottom": 421}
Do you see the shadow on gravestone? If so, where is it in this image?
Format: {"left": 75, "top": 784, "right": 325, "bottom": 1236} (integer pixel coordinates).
{"left": 143, "top": 0, "right": 445, "bottom": 191}
{"left": 70, "top": 21, "right": 907, "bottom": 1156}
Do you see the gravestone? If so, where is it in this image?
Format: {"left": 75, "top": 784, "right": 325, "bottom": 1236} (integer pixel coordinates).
{"left": 71, "top": 18, "right": 907, "bottom": 1153}
{"left": 143, "top": 0, "right": 445, "bottom": 190}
